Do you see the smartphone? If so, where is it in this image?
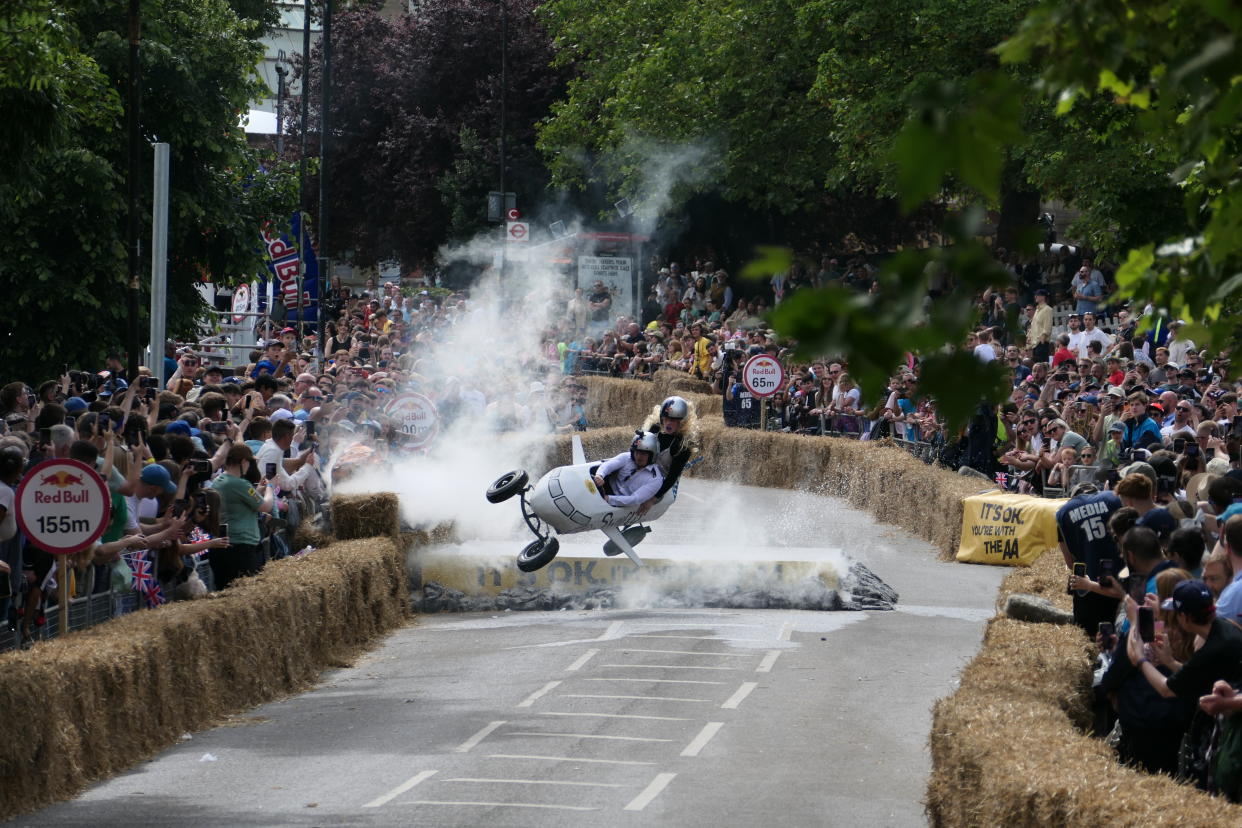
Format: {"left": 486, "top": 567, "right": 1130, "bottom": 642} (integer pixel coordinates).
{"left": 1186, "top": 442, "right": 1200, "bottom": 457}
{"left": 1207, "top": 447, "right": 1216, "bottom": 460}
{"left": 265, "top": 462, "right": 277, "bottom": 480}
{"left": 1138, "top": 606, "right": 1155, "bottom": 643}
{"left": 1099, "top": 558, "right": 1115, "bottom": 589}
{"left": 1068, "top": 562, "right": 1086, "bottom": 596}
{"left": 1173, "top": 437, "right": 1186, "bottom": 454}
{"left": 173, "top": 499, "right": 187, "bottom": 518}
{"left": 39, "top": 427, "right": 51, "bottom": 445}
{"left": 195, "top": 492, "right": 207, "bottom": 512}
{"left": 1098, "top": 621, "right": 1114, "bottom": 640}
{"left": 207, "top": 421, "right": 229, "bottom": 434}
{"left": 140, "top": 376, "right": 158, "bottom": 389}
{"left": 360, "top": 348, "right": 372, "bottom": 361}
{"left": 305, "top": 421, "right": 315, "bottom": 437}
{"left": 324, "top": 394, "right": 334, "bottom": 403}
{"left": 218, "top": 523, "right": 228, "bottom": 540}
{"left": 191, "top": 459, "right": 212, "bottom": 474}
{"left": 245, "top": 395, "right": 252, "bottom": 410}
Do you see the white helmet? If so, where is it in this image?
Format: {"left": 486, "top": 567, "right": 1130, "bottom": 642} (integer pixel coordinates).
{"left": 660, "top": 396, "right": 690, "bottom": 420}
{"left": 631, "top": 430, "right": 660, "bottom": 462}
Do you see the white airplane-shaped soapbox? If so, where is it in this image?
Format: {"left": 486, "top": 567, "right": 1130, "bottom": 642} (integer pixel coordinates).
{"left": 485, "top": 435, "right": 674, "bottom": 572}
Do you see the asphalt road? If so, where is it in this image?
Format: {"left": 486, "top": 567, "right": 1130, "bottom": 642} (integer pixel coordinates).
{"left": 15, "top": 479, "right": 1007, "bottom": 828}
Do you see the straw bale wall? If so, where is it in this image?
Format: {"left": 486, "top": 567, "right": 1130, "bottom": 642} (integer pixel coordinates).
{"left": 0, "top": 535, "right": 408, "bottom": 821}
{"left": 926, "top": 551, "right": 1242, "bottom": 827}
{"left": 332, "top": 492, "right": 400, "bottom": 539}
{"left": 579, "top": 371, "right": 719, "bottom": 428}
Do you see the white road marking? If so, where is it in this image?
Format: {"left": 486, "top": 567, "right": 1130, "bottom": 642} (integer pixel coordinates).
{"left": 486, "top": 753, "right": 654, "bottom": 766}
{"left": 778, "top": 621, "right": 794, "bottom": 641}
{"left": 363, "top": 769, "right": 438, "bottom": 808}
{"left": 559, "top": 693, "right": 710, "bottom": 703}
{"left": 443, "top": 777, "right": 627, "bottom": 789}
{"left": 621, "top": 648, "right": 753, "bottom": 658}
{"left": 583, "top": 677, "right": 725, "bottom": 685}
{"left": 408, "top": 800, "right": 599, "bottom": 811}
{"left": 456, "top": 721, "right": 506, "bottom": 753}
{"left": 538, "top": 711, "right": 691, "bottom": 722}
{"left": 756, "top": 650, "right": 782, "bottom": 673}
{"left": 597, "top": 621, "right": 624, "bottom": 640}
{"left": 601, "top": 663, "right": 736, "bottom": 671}
{"left": 565, "top": 648, "right": 599, "bottom": 672}
{"left": 624, "top": 772, "right": 677, "bottom": 811}
{"left": 516, "top": 681, "right": 561, "bottom": 708}
{"left": 629, "top": 622, "right": 764, "bottom": 628}
{"left": 721, "top": 682, "right": 759, "bottom": 709}
{"left": 505, "top": 731, "right": 674, "bottom": 743}
{"left": 679, "top": 490, "right": 707, "bottom": 503}
{"left": 681, "top": 722, "right": 724, "bottom": 757}
{"left": 630, "top": 634, "right": 772, "bottom": 643}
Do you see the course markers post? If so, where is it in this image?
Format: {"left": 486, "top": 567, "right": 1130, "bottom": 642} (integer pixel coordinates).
{"left": 15, "top": 459, "right": 111, "bottom": 637}
{"left": 385, "top": 392, "right": 441, "bottom": 451}
{"left": 742, "top": 354, "right": 784, "bottom": 432}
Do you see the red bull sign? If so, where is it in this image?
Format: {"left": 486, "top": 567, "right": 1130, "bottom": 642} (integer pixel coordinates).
{"left": 16, "top": 459, "right": 110, "bottom": 555}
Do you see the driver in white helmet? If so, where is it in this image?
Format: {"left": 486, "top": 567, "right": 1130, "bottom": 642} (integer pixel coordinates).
{"left": 592, "top": 431, "right": 664, "bottom": 508}
{"left": 635, "top": 395, "right": 696, "bottom": 514}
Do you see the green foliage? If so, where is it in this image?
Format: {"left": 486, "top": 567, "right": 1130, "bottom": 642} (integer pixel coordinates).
{"left": 997, "top": 0, "right": 1242, "bottom": 351}
{"left": 0, "top": 0, "right": 299, "bottom": 384}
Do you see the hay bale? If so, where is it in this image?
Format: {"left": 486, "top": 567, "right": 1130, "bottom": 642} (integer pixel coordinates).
{"left": 332, "top": 492, "right": 400, "bottom": 539}
{"left": 926, "top": 552, "right": 1242, "bottom": 827}
{"left": 0, "top": 538, "right": 409, "bottom": 821}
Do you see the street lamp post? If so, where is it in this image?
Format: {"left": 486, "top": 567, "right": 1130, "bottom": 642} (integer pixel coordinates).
{"left": 275, "top": 49, "right": 287, "bottom": 157}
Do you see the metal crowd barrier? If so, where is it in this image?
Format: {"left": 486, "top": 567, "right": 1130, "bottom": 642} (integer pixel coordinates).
{"left": 1, "top": 559, "right": 217, "bottom": 653}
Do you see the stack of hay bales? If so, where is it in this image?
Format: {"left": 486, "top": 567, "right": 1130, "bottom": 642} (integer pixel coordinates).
{"left": 332, "top": 492, "right": 400, "bottom": 540}
{"left": 0, "top": 535, "right": 408, "bottom": 821}
{"left": 926, "top": 551, "right": 1242, "bottom": 826}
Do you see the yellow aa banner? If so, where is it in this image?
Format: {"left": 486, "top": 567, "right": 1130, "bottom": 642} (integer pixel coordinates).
{"left": 956, "top": 492, "right": 1067, "bottom": 567}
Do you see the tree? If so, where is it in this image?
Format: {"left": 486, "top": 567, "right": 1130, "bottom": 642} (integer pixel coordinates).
{"left": 293, "top": 0, "right": 566, "bottom": 270}
{"left": 0, "top": 0, "right": 299, "bottom": 383}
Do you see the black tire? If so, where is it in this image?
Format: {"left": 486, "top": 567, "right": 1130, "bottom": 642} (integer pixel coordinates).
{"left": 517, "top": 536, "right": 560, "bottom": 572}
{"left": 486, "top": 469, "right": 529, "bottom": 503}
{"left": 603, "top": 526, "right": 651, "bottom": 557}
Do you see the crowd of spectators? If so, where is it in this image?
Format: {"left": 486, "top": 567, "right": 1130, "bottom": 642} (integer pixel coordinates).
{"left": 0, "top": 281, "right": 588, "bottom": 649}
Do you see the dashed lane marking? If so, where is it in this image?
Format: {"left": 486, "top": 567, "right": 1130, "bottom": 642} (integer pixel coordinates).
{"left": 583, "top": 677, "right": 725, "bottom": 685}
{"left": 721, "top": 682, "right": 758, "bottom": 709}
{"left": 597, "top": 621, "right": 624, "bottom": 640}
{"left": 624, "top": 773, "right": 677, "bottom": 811}
{"left": 442, "top": 777, "right": 628, "bottom": 789}
{"left": 566, "top": 648, "right": 599, "bottom": 671}
{"left": 407, "top": 800, "right": 598, "bottom": 811}
{"left": 516, "top": 681, "right": 561, "bottom": 708}
{"left": 538, "top": 711, "right": 691, "bottom": 722}
{"left": 558, "top": 693, "right": 711, "bottom": 703}
{"left": 504, "top": 731, "right": 675, "bottom": 743}
{"left": 600, "top": 663, "right": 737, "bottom": 671}
{"left": 485, "top": 753, "right": 655, "bottom": 766}
{"left": 620, "top": 648, "right": 755, "bottom": 658}
{"left": 680, "top": 722, "right": 724, "bottom": 757}
{"left": 756, "top": 650, "right": 782, "bottom": 673}
{"left": 778, "top": 622, "right": 794, "bottom": 641}
{"left": 456, "top": 721, "right": 506, "bottom": 753}
{"left": 362, "top": 769, "right": 438, "bottom": 809}
{"left": 630, "top": 634, "right": 774, "bottom": 643}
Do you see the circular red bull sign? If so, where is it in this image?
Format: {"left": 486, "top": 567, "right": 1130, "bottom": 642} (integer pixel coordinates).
{"left": 16, "top": 458, "right": 111, "bottom": 555}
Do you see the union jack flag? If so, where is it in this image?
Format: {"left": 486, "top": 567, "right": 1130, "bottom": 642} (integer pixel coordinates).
{"left": 129, "top": 553, "right": 166, "bottom": 608}
{"left": 995, "top": 472, "right": 1009, "bottom": 488}
{"left": 188, "top": 526, "right": 212, "bottom": 557}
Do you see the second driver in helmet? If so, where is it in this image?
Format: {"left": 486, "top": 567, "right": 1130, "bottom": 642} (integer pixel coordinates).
{"left": 592, "top": 431, "right": 664, "bottom": 508}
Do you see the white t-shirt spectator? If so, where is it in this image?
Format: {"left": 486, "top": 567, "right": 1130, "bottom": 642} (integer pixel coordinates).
{"left": 0, "top": 484, "right": 15, "bottom": 541}
{"left": 973, "top": 343, "right": 997, "bottom": 363}
{"left": 1075, "top": 328, "right": 1111, "bottom": 360}
{"left": 1168, "top": 337, "right": 1196, "bottom": 367}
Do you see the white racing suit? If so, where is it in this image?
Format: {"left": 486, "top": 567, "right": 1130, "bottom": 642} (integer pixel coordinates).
{"left": 596, "top": 451, "right": 664, "bottom": 508}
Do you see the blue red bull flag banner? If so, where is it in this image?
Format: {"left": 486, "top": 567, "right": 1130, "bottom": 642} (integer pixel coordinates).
{"left": 259, "top": 212, "right": 319, "bottom": 324}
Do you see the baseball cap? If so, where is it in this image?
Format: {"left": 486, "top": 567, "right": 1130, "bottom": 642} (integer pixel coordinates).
{"left": 1108, "top": 421, "right": 1125, "bottom": 433}
{"left": 64, "top": 397, "right": 89, "bottom": 414}
{"left": 269, "top": 408, "right": 294, "bottom": 422}
{"left": 251, "top": 360, "right": 277, "bottom": 378}
{"left": 139, "top": 463, "right": 178, "bottom": 494}
{"left": 1161, "top": 579, "right": 1214, "bottom": 615}
{"left": 1121, "top": 461, "right": 1158, "bottom": 486}
{"left": 164, "top": 421, "right": 192, "bottom": 437}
